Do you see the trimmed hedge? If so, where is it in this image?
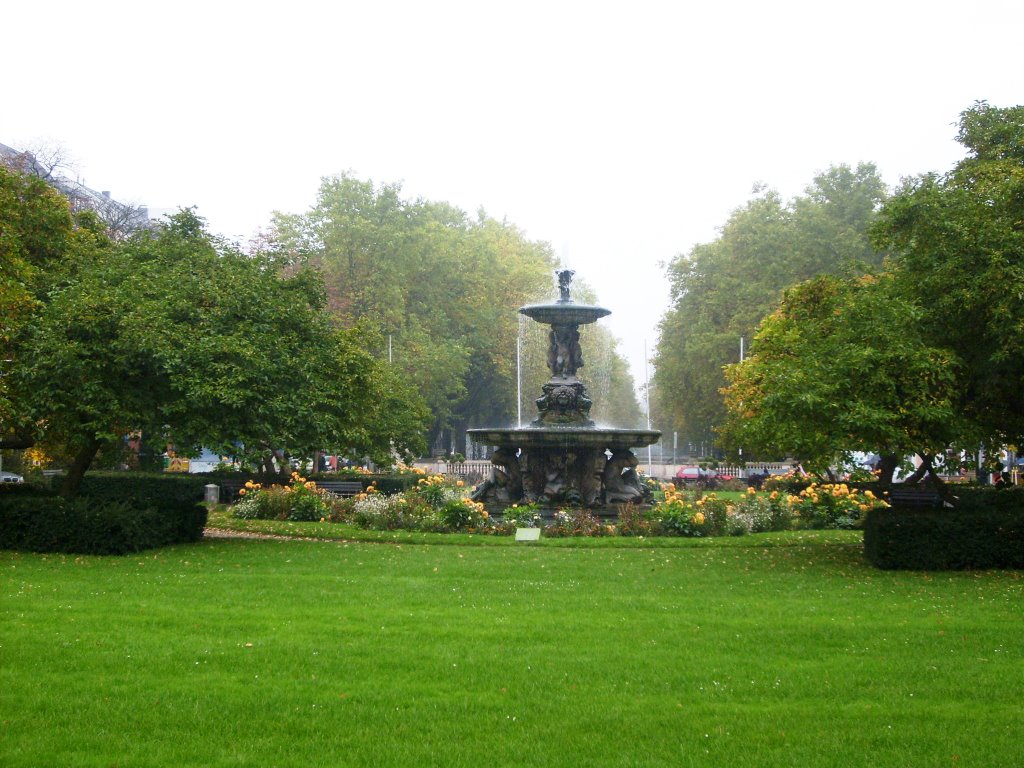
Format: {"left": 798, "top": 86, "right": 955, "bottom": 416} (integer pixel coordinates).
{"left": 77, "top": 471, "right": 211, "bottom": 508}
{"left": 863, "top": 506, "right": 1024, "bottom": 570}
{"left": 946, "top": 485, "right": 1024, "bottom": 512}
{"left": 0, "top": 472, "right": 208, "bottom": 555}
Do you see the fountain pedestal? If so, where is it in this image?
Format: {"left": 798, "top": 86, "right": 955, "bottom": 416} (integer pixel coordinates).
{"left": 468, "top": 271, "right": 660, "bottom": 508}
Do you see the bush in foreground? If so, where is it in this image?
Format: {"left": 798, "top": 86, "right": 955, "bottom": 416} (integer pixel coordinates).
{"left": 0, "top": 495, "right": 206, "bottom": 555}
{"left": 863, "top": 506, "right": 1024, "bottom": 570}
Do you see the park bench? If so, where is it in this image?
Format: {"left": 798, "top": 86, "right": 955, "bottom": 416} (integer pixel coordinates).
{"left": 313, "top": 480, "right": 365, "bottom": 497}
{"left": 885, "top": 486, "right": 947, "bottom": 509}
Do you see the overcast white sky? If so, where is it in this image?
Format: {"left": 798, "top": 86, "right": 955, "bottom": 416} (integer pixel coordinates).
{"left": 4, "top": 0, "right": 1022, "bottom": 389}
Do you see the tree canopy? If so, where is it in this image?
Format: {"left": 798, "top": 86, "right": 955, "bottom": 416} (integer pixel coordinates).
{"left": 872, "top": 101, "right": 1024, "bottom": 451}
{"left": 652, "top": 164, "right": 888, "bottom": 450}
{"left": 273, "top": 174, "right": 642, "bottom": 453}
{"left": 3, "top": 188, "right": 429, "bottom": 493}
{"left": 718, "top": 274, "right": 960, "bottom": 478}
{"left": 0, "top": 164, "right": 98, "bottom": 448}
{"left": 717, "top": 102, "right": 1023, "bottom": 478}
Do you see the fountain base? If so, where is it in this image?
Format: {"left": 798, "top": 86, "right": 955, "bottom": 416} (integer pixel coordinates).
{"left": 467, "top": 426, "right": 660, "bottom": 507}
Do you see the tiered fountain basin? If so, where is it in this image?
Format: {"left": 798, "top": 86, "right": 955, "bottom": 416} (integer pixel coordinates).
{"left": 518, "top": 302, "right": 610, "bottom": 326}
{"left": 468, "top": 270, "right": 660, "bottom": 509}
{"left": 468, "top": 426, "right": 659, "bottom": 451}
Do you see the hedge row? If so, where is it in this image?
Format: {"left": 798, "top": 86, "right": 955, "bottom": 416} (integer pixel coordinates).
{"left": 863, "top": 507, "right": 1024, "bottom": 570}
{"left": 0, "top": 472, "right": 208, "bottom": 555}
{"left": 77, "top": 471, "right": 212, "bottom": 507}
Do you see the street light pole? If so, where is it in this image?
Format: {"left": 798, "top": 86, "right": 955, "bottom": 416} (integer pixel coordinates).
{"left": 645, "top": 338, "right": 652, "bottom": 475}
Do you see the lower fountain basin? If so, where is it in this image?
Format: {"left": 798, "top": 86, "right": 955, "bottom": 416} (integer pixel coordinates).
{"left": 467, "top": 426, "right": 660, "bottom": 451}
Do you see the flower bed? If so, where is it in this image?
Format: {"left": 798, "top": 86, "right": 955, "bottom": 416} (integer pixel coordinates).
{"left": 228, "top": 472, "right": 891, "bottom": 539}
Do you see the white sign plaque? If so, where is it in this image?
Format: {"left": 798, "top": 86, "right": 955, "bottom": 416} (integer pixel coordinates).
{"left": 515, "top": 527, "right": 541, "bottom": 542}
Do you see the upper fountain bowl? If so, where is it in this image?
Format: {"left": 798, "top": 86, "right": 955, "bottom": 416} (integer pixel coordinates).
{"left": 519, "top": 301, "right": 611, "bottom": 326}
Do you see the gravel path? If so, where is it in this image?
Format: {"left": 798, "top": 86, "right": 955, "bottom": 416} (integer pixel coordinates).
{"left": 202, "top": 527, "right": 340, "bottom": 542}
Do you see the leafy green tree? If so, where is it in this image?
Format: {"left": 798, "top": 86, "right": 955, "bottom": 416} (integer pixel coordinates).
{"left": 273, "top": 174, "right": 640, "bottom": 453}
{"left": 872, "top": 101, "right": 1024, "bottom": 451}
{"left": 718, "top": 275, "right": 960, "bottom": 480}
{"left": 653, "top": 164, "right": 888, "bottom": 453}
{"left": 0, "top": 165, "right": 104, "bottom": 449}
{"left": 11, "top": 209, "right": 428, "bottom": 494}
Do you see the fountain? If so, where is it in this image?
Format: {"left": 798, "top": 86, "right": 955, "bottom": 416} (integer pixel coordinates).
{"left": 469, "top": 270, "right": 661, "bottom": 508}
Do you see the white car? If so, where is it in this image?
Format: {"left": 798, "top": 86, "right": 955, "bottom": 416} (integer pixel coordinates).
{"left": 1, "top": 471, "right": 24, "bottom": 483}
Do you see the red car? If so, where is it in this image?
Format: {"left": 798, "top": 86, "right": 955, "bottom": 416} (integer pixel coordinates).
{"left": 674, "top": 466, "right": 715, "bottom": 485}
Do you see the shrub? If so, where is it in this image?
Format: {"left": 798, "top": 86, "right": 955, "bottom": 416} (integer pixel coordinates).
{"left": 544, "top": 507, "right": 613, "bottom": 538}
{"left": 77, "top": 471, "right": 209, "bottom": 512}
{"left": 789, "top": 483, "right": 886, "bottom": 529}
{"left": 500, "top": 503, "right": 542, "bottom": 529}
{"left": 732, "top": 490, "right": 792, "bottom": 533}
{"left": 762, "top": 469, "right": 812, "bottom": 494}
{"left": 346, "top": 475, "right": 489, "bottom": 533}
{"left": 0, "top": 494, "right": 206, "bottom": 555}
{"left": 616, "top": 503, "right": 657, "bottom": 536}
{"left": 695, "top": 494, "right": 731, "bottom": 536}
{"left": 232, "top": 473, "right": 335, "bottom": 522}
{"left": 649, "top": 485, "right": 708, "bottom": 537}
{"left": 439, "top": 497, "right": 489, "bottom": 531}
{"left": 948, "top": 485, "right": 1024, "bottom": 513}
{"left": 863, "top": 507, "right": 1024, "bottom": 570}
{"left": 351, "top": 493, "right": 435, "bottom": 531}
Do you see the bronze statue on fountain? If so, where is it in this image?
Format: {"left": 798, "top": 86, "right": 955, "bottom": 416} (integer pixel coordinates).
{"left": 469, "top": 270, "right": 660, "bottom": 509}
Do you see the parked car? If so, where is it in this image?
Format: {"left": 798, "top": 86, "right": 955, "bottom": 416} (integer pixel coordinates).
{"left": 1, "top": 471, "right": 24, "bottom": 484}
{"left": 673, "top": 466, "right": 715, "bottom": 487}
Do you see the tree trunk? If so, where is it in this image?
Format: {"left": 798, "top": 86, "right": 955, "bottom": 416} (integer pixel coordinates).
{"left": 904, "top": 453, "right": 934, "bottom": 485}
{"left": 273, "top": 449, "right": 291, "bottom": 478}
{"left": 876, "top": 454, "right": 899, "bottom": 485}
{"left": 59, "top": 437, "right": 102, "bottom": 497}
{"left": 260, "top": 454, "right": 277, "bottom": 477}
{"left": 918, "top": 454, "right": 955, "bottom": 503}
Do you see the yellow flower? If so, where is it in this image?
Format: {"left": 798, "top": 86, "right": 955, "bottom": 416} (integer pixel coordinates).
{"left": 238, "top": 488, "right": 247, "bottom": 496}
{"left": 692, "top": 512, "right": 705, "bottom": 525}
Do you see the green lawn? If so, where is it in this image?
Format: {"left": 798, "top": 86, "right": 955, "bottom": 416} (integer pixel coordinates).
{"left": 2, "top": 533, "right": 1020, "bottom": 767}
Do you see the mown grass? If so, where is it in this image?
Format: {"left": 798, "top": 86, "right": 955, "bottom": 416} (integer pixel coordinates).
{"left": 2, "top": 533, "right": 1020, "bottom": 767}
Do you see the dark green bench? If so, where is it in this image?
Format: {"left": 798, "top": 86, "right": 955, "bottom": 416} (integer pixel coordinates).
{"left": 886, "top": 486, "right": 947, "bottom": 508}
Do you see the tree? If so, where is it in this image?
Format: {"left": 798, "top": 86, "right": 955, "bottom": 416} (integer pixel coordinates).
{"left": 0, "top": 164, "right": 99, "bottom": 449}
{"left": 653, "top": 164, "right": 889, "bottom": 453}
{"left": 718, "top": 275, "right": 960, "bottom": 481}
{"left": 273, "top": 174, "right": 641, "bottom": 453}
{"left": 872, "top": 102, "right": 1024, "bottom": 451}
{"left": 10, "top": 208, "right": 429, "bottom": 494}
